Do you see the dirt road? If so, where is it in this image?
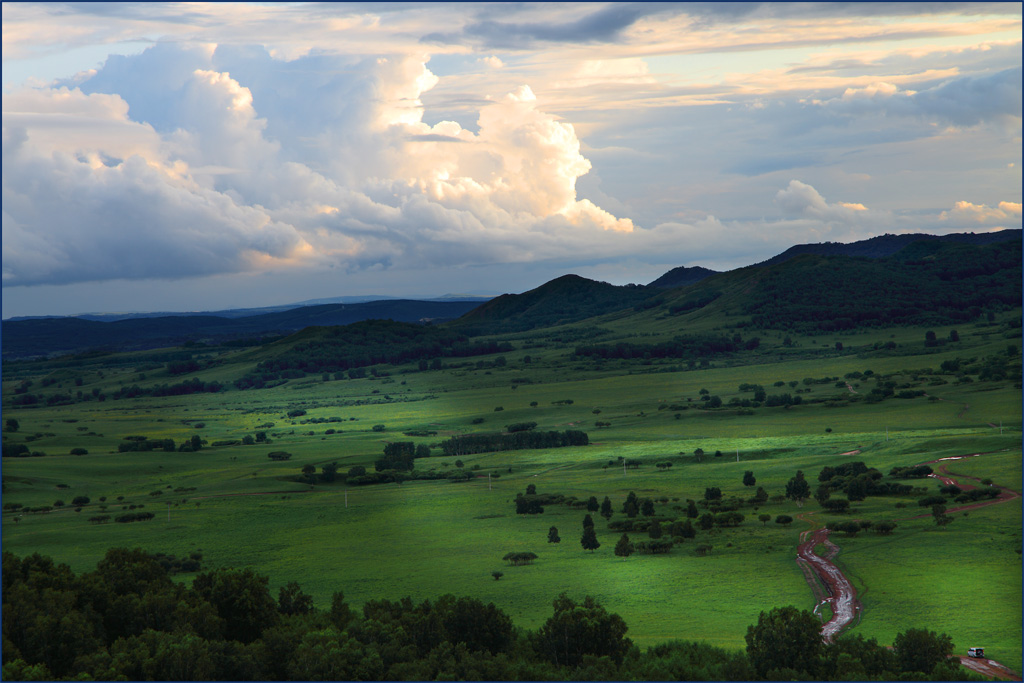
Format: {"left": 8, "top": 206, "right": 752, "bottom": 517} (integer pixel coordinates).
{"left": 794, "top": 451, "right": 1020, "bottom": 678}
{"left": 796, "top": 523, "right": 858, "bottom": 642}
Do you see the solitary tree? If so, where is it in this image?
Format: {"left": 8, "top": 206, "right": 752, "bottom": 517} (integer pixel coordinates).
{"left": 743, "top": 471, "right": 756, "bottom": 487}
{"left": 581, "top": 526, "right": 600, "bottom": 552}
{"left": 814, "top": 485, "right": 832, "bottom": 506}
{"left": 785, "top": 471, "right": 811, "bottom": 504}
{"left": 548, "top": 526, "right": 561, "bottom": 544}
{"left": 537, "top": 594, "right": 631, "bottom": 668}
{"left": 4, "top": 419, "right": 19, "bottom": 432}
{"left": 586, "top": 496, "right": 599, "bottom": 512}
{"left": 614, "top": 534, "right": 634, "bottom": 560}
{"left": 277, "top": 581, "right": 314, "bottom": 616}
{"left": 752, "top": 486, "right": 769, "bottom": 503}
{"left": 932, "top": 504, "right": 954, "bottom": 529}
{"left": 582, "top": 514, "right": 594, "bottom": 529}
{"left": 526, "top": 483, "right": 537, "bottom": 495}
{"left": 704, "top": 486, "right": 722, "bottom": 501}
{"left": 874, "top": 520, "right": 898, "bottom": 535}
{"left": 775, "top": 515, "right": 794, "bottom": 527}
{"left": 758, "top": 513, "right": 771, "bottom": 526}
{"left": 600, "top": 496, "right": 613, "bottom": 520}
{"left": 745, "top": 606, "right": 824, "bottom": 678}
{"left": 492, "top": 571, "right": 504, "bottom": 581}
{"left": 893, "top": 628, "right": 954, "bottom": 675}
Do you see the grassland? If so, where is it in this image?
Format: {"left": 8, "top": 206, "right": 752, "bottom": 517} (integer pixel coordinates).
{"left": 2, "top": 316, "right": 1020, "bottom": 668}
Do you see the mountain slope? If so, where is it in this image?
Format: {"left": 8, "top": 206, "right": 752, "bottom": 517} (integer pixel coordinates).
{"left": 449, "top": 274, "right": 657, "bottom": 335}
{"left": 752, "top": 229, "right": 1021, "bottom": 268}
{"left": 603, "top": 236, "right": 1022, "bottom": 336}
{"left": 648, "top": 266, "right": 719, "bottom": 289}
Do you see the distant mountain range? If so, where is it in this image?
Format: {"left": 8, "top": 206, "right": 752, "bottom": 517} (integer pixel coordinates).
{"left": 1, "top": 299, "right": 484, "bottom": 360}
{"left": 3, "top": 229, "right": 1020, "bottom": 359}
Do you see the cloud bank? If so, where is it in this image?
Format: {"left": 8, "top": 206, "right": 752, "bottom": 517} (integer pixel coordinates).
{"left": 1, "top": 3, "right": 1020, "bottom": 315}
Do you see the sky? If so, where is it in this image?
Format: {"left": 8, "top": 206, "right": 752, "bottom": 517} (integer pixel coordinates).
{"left": 2, "top": 2, "right": 1021, "bottom": 318}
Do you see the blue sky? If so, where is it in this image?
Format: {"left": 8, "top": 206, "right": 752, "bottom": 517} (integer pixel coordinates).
{"left": 2, "top": 2, "right": 1021, "bottom": 317}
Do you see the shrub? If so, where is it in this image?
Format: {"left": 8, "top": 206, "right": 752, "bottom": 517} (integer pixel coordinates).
{"left": 70, "top": 448, "right": 88, "bottom": 455}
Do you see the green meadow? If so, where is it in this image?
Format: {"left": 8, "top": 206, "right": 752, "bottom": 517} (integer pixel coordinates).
{"left": 2, "top": 318, "right": 1021, "bottom": 668}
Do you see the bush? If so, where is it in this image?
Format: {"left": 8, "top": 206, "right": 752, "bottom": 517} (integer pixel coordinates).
{"left": 372, "top": 424, "right": 386, "bottom": 432}
{"left": 70, "top": 448, "right": 88, "bottom": 456}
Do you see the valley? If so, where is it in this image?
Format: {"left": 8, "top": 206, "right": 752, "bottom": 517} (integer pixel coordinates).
{"left": 2, "top": 235, "right": 1021, "bottom": 680}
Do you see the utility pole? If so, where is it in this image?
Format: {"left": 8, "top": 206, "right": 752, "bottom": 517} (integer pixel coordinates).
{"left": 166, "top": 502, "right": 171, "bottom": 522}
{"left": 623, "top": 459, "right": 626, "bottom": 475}
{"left": 736, "top": 449, "right": 739, "bottom": 462}
{"left": 345, "top": 490, "right": 348, "bottom": 508}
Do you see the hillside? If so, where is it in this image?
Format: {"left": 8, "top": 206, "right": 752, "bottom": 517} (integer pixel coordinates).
{"left": 648, "top": 265, "right": 719, "bottom": 289}
{"left": 450, "top": 274, "right": 658, "bottom": 335}
{"left": 752, "top": 229, "right": 1021, "bottom": 268}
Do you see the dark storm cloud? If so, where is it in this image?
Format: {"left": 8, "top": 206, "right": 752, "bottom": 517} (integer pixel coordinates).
{"left": 423, "top": 3, "right": 664, "bottom": 48}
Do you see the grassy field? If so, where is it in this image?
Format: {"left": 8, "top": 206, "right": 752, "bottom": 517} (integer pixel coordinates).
{"left": 2, "top": 320, "right": 1020, "bottom": 666}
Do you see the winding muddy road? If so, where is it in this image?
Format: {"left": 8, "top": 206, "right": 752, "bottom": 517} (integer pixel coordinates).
{"left": 794, "top": 451, "right": 1020, "bottom": 679}
{"left": 796, "top": 523, "right": 858, "bottom": 642}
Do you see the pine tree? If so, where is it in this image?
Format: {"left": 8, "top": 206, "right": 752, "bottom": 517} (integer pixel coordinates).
{"left": 648, "top": 520, "right": 663, "bottom": 539}
{"left": 581, "top": 526, "right": 600, "bottom": 552}
{"left": 600, "top": 496, "right": 613, "bottom": 520}
{"left": 641, "top": 498, "right": 656, "bottom": 517}
{"left": 582, "top": 514, "right": 594, "bottom": 529}
{"left": 614, "top": 534, "right": 634, "bottom": 560}
{"left": 548, "top": 526, "right": 561, "bottom": 543}
{"left": 743, "top": 470, "right": 757, "bottom": 487}
{"left": 586, "top": 496, "right": 599, "bottom": 512}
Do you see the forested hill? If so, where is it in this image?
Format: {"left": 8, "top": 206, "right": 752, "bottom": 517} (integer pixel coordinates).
{"left": 752, "top": 229, "right": 1021, "bottom": 268}
{"left": 651, "top": 236, "right": 1022, "bottom": 332}
{"left": 648, "top": 266, "right": 719, "bottom": 289}
{"left": 450, "top": 274, "right": 659, "bottom": 335}
{"left": 1, "top": 299, "right": 482, "bottom": 360}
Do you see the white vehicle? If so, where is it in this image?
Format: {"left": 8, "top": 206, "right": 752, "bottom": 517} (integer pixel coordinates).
{"left": 967, "top": 647, "right": 985, "bottom": 659}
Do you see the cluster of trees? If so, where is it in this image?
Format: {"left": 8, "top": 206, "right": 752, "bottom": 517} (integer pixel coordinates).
{"left": 817, "top": 461, "right": 917, "bottom": 501}
{"left": 2, "top": 550, "right": 978, "bottom": 681}
{"left": 440, "top": 430, "right": 588, "bottom": 456}
{"left": 374, "top": 442, "right": 431, "bottom": 471}
{"left": 574, "top": 334, "right": 747, "bottom": 362}
{"left": 502, "top": 552, "right": 538, "bottom": 566}
{"left": 112, "top": 378, "right": 224, "bottom": 400}
{"left": 117, "top": 436, "right": 176, "bottom": 453}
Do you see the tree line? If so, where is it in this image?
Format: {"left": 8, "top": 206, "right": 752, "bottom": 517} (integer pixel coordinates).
{"left": 440, "top": 429, "right": 589, "bottom": 456}
{"left": 2, "top": 549, "right": 979, "bottom": 681}
{"left": 234, "top": 319, "right": 514, "bottom": 389}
